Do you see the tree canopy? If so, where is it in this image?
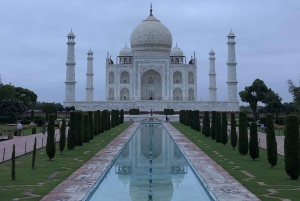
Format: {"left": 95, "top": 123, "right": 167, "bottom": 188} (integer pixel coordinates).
{"left": 287, "top": 79, "right": 300, "bottom": 112}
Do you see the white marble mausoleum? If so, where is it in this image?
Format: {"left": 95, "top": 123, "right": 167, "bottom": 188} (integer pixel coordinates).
{"left": 63, "top": 6, "right": 239, "bottom": 112}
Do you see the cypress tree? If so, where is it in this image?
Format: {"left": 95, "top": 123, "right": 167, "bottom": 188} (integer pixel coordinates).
{"left": 266, "top": 114, "right": 277, "bottom": 168}
{"left": 284, "top": 114, "right": 299, "bottom": 180}
{"left": 238, "top": 111, "right": 248, "bottom": 155}
{"left": 31, "top": 109, "right": 34, "bottom": 122}
{"left": 100, "top": 112, "right": 104, "bottom": 133}
{"left": 82, "top": 114, "right": 90, "bottom": 143}
{"left": 120, "top": 109, "right": 124, "bottom": 124}
{"left": 185, "top": 110, "right": 189, "bottom": 126}
{"left": 249, "top": 122, "right": 259, "bottom": 160}
{"left": 203, "top": 111, "right": 211, "bottom": 137}
{"left": 67, "top": 128, "right": 75, "bottom": 150}
{"left": 111, "top": 110, "right": 115, "bottom": 128}
{"left": 94, "top": 111, "right": 98, "bottom": 136}
{"left": 101, "top": 110, "right": 107, "bottom": 131}
{"left": 107, "top": 110, "right": 111, "bottom": 130}
{"left": 69, "top": 111, "right": 77, "bottom": 145}
{"left": 221, "top": 112, "right": 228, "bottom": 145}
{"left": 88, "top": 111, "right": 94, "bottom": 140}
{"left": 97, "top": 110, "right": 101, "bottom": 134}
{"left": 215, "top": 112, "right": 221, "bottom": 142}
{"left": 116, "top": 110, "right": 120, "bottom": 126}
{"left": 59, "top": 119, "right": 66, "bottom": 154}
{"left": 32, "top": 137, "right": 37, "bottom": 169}
{"left": 12, "top": 144, "right": 16, "bottom": 180}
{"left": 55, "top": 110, "right": 57, "bottom": 120}
{"left": 211, "top": 111, "right": 216, "bottom": 140}
{"left": 46, "top": 114, "right": 56, "bottom": 160}
{"left": 76, "top": 111, "right": 83, "bottom": 146}
{"left": 230, "top": 113, "right": 237, "bottom": 150}
{"left": 195, "top": 110, "right": 200, "bottom": 132}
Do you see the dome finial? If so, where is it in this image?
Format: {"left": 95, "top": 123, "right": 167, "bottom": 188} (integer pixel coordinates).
{"left": 150, "top": 3, "right": 152, "bottom": 16}
{"left": 176, "top": 42, "right": 177, "bottom": 47}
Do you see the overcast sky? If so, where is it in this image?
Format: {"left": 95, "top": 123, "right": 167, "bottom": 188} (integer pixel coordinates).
{"left": 1, "top": 1, "right": 299, "bottom": 106}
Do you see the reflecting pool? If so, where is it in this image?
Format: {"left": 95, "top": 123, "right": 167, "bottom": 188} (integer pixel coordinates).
{"left": 87, "top": 123, "right": 214, "bottom": 201}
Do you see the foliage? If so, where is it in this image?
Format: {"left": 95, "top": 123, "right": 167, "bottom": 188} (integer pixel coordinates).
{"left": 203, "top": 111, "right": 210, "bottom": 137}
{"left": 67, "top": 111, "right": 77, "bottom": 150}
{"left": 221, "top": 112, "right": 228, "bottom": 145}
{"left": 14, "top": 87, "right": 38, "bottom": 109}
{"left": 0, "top": 84, "right": 15, "bottom": 102}
{"left": 215, "top": 112, "right": 221, "bottom": 143}
{"left": 211, "top": 111, "right": 216, "bottom": 140}
{"left": 76, "top": 111, "right": 83, "bottom": 146}
{"left": 97, "top": 110, "right": 101, "bottom": 134}
{"left": 129, "top": 109, "right": 139, "bottom": 115}
{"left": 46, "top": 114, "right": 55, "bottom": 160}
{"left": 249, "top": 122, "right": 259, "bottom": 160}
{"left": 59, "top": 119, "right": 66, "bottom": 154}
{"left": 82, "top": 114, "right": 90, "bottom": 143}
{"left": 282, "top": 102, "right": 299, "bottom": 115}
{"left": 239, "top": 79, "right": 270, "bottom": 120}
{"left": 287, "top": 79, "right": 300, "bottom": 112}
{"left": 163, "top": 109, "right": 174, "bottom": 115}
{"left": 238, "top": 111, "right": 248, "bottom": 155}
{"left": 0, "top": 99, "right": 27, "bottom": 117}
{"left": 266, "top": 114, "right": 277, "bottom": 168}
{"left": 263, "top": 89, "right": 282, "bottom": 117}
{"left": 274, "top": 117, "right": 284, "bottom": 125}
{"left": 30, "top": 110, "right": 34, "bottom": 122}
{"left": 87, "top": 111, "right": 94, "bottom": 140}
{"left": 284, "top": 114, "right": 300, "bottom": 180}
{"left": 120, "top": 109, "right": 124, "bottom": 124}
{"left": 194, "top": 110, "right": 200, "bottom": 132}
{"left": 111, "top": 110, "right": 115, "bottom": 128}
{"left": 65, "top": 106, "right": 75, "bottom": 117}
{"left": 116, "top": 110, "right": 120, "bottom": 126}
{"left": 230, "top": 113, "right": 237, "bottom": 150}
{"left": 32, "top": 127, "right": 36, "bottom": 134}
{"left": 94, "top": 110, "right": 98, "bottom": 136}
{"left": 32, "top": 137, "right": 37, "bottom": 169}
{"left": 11, "top": 144, "right": 16, "bottom": 180}
{"left": 42, "top": 103, "right": 56, "bottom": 121}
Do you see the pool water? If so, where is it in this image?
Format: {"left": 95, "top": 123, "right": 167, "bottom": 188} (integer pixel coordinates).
{"left": 87, "top": 123, "right": 214, "bottom": 201}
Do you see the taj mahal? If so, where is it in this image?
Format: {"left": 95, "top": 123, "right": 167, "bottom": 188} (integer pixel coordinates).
{"left": 63, "top": 6, "right": 239, "bottom": 112}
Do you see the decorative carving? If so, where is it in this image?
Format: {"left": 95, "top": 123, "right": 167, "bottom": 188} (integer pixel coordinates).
{"left": 140, "top": 65, "right": 163, "bottom": 75}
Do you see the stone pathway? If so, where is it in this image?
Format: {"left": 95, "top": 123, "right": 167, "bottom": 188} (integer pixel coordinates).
{"left": 0, "top": 129, "right": 61, "bottom": 163}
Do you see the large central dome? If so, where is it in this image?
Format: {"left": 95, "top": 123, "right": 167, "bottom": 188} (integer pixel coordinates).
{"left": 130, "top": 10, "right": 172, "bottom": 52}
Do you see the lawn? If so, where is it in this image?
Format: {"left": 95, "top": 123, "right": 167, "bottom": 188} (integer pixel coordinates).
{"left": 0, "top": 122, "right": 132, "bottom": 201}
{"left": 172, "top": 123, "right": 300, "bottom": 201}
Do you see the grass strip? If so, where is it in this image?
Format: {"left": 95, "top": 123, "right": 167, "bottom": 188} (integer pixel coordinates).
{"left": 172, "top": 123, "right": 300, "bottom": 201}
{"left": 0, "top": 122, "right": 132, "bottom": 201}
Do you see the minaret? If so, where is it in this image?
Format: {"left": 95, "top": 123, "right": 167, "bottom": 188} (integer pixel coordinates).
{"left": 209, "top": 48, "right": 217, "bottom": 101}
{"left": 226, "top": 30, "right": 238, "bottom": 102}
{"left": 65, "top": 29, "right": 76, "bottom": 102}
{"left": 86, "top": 48, "right": 94, "bottom": 101}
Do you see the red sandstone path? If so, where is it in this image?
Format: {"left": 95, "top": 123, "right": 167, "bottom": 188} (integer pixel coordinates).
{"left": 0, "top": 128, "right": 284, "bottom": 164}
{"left": 0, "top": 129, "right": 61, "bottom": 163}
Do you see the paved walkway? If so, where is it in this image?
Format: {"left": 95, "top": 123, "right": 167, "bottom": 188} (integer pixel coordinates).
{"left": 0, "top": 129, "right": 61, "bottom": 163}
{"left": 257, "top": 132, "right": 284, "bottom": 156}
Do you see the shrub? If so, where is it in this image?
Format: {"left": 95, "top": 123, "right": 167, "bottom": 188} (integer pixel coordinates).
{"left": 67, "top": 111, "right": 77, "bottom": 150}
{"left": 32, "top": 137, "right": 37, "bottom": 169}
{"left": 238, "top": 112, "right": 248, "bottom": 155}
{"left": 116, "top": 110, "right": 120, "bottom": 126}
{"left": 67, "top": 128, "right": 75, "bottom": 150}
{"left": 120, "top": 109, "right": 124, "bottom": 124}
{"left": 230, "top": 113, "right": 237, "bottom": 150}
{"left": 215, "top": 112, "right": 221, "bottom": 143}
{"left": 111, "top": 110, "right": 115, "bottom": 128}
{"left": 11, "top": 144, "right": 16, "bottom": 180}
{"left": 284, "top": 114, "right": 300, "bottom": 180}
{"left": 97, "top": 110, "right": 101, "bottom": 134}
{"left": 266, "top": 114, "right": 277, "bottom": 168}
{"left": 59, "top": 119, "right": 66, "bottom": 154}
{"left": 76, "top": 111, "right": 83, "bottom": 146}
{"left": 94, "top": 111, "right": 98, "bottom": 136}
{"left": 87, "top": 111, "right": 94, "bottom": 140}
{"left": 221, "top": 112, "right": 228, "bottom": 145}
{"left": 32, "top": 127, "right": 36, "bottom": 134}
{"left": 46, "top": 114, "right": 56, "bottom": 161}
{"left": 82, "top": 114, "right": 90, "bottom": 143}
{"left": 249, "top": 122, "right": 259, "bottom": 160}
{"left": 203, "top": 111, "right": 210, "bottom": 137}
{"left": 211, "top": 111, "right": 216, "bottom": 140}
{"left": 21, "top": 119, "right": 31, "bottom": 125}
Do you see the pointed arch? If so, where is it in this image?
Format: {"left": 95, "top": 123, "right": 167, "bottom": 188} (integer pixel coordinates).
{"left": 173, "top": 88, "right": 182, "bottom": 100}
{"left": 188, "top": 72, "right": 194, "bottom": 84}
{"left": 108, "top": 88, "right": 114, "bottom": 100}
{"left": 120, "top": 88, "right": 129, "bottom": 100}
{"left": 188, "top": 88, "right": 194, "bottom": 100}
{"left": 109, "top": 72, "right": 114, "bottom": 84}
{"left": 173, "top": 71, "right": 182, "bottom": 84}
{"left": 120, "top": 71, "right": 130, "bottom": 84}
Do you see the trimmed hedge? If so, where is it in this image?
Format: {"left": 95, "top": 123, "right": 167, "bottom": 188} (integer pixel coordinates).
{"left": 87, "top": 111, "right": 94, "bottom": 140}
{"left": 266, "top": 114, "right": 277, "bottom": 168}
{"left": 203, "top": 111, "right": 210, "bottom": 137}
{"left": 249, "top": 122, "right": 259, "bottom": 160}
{"left": 211, "top": 111, "right": 216, "bottom": 140}
{"left": 76, "top": 111, "right": 83, "bottom": 146}
{"left": 46, "top": 114, "right": 56, "bottom": 160}
{"left": 238, "top": 112, "right": 248, "bottom": 155}
{"left": 221, "top": 112, "right": 228, "bottom": 145}
{"left": 230, "top": 113, "right": 237, "bottom": 150}
{"left": 215, "top": 112, "right": 221, "bottom": 143}
{"left": 82, "top": 114, "right": 90, "bottom": 143}
{"left": 59, "top": 119, "right": 66, "bottom": 154}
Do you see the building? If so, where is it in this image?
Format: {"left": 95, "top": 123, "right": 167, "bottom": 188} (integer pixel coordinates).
{"left": 63, "top": 6, "right": 239, "bottom": 112}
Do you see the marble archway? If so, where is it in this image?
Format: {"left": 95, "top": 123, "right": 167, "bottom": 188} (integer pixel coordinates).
{"left": 141, "top": 70, "right": 162, "bottom": 100}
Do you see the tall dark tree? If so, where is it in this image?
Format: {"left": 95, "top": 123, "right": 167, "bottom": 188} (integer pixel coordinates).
{"left": 211, "top": 111, "right": 216, "bottom": 140}
{"left": 111, "top": 110, "right": 115, "bottom": 128}
{"left": 194, "top": 110, "right": 200, "bottom": 132}
{"left": 32, "top": 137, "right": 37, "bottom": 169}
{"left": 59, "top": 119, "right": 66, "bottom": 154}
{"left": 221, "top": 112, "right": 228, "bottom": 145}
{"left": 94, "top": 110, "right": 98, "bottom": 136}
{"left": 230, "top": 113, "right": 237, "bottom": 150}
{"left": 67, "top": 111, "right": 76, "bottom": 149}
{"left": 284, "top": 114, "right": 300, "bottom": 180}
{"left": 203, "top": 111, "right": 210, "bottom": 137}
{"left": 30, "top": 109, "right": 34, "bottom": 122}
{"left": 249, "top": 122, "right": 259, "bottom": 160}
{"left": 97, "top": 110, "right": 101, "bottom": 134}
{"left": 287, "top": 79, "right": 300, "bottom": 112}
{"left": 116, "top": 110, "right": 120, "bottom": 126}
{"left": 238, "top": 111, "right": 248, "bottom": 155}
{"left": 11, "top": 144, "right": 16, "bottom": 180}
{"left": 107, "top": 110, "right": 111, "bottom": 130}
{"left": 266, "top": 114, "right": 277, "bottom": 168}
{"left": 46, "top": 114, "right": 56, "bottom": 160}
{"left": 82, "top": 114, "right": 90, "bottom": 143}
{"left": 42, "top": 103, "right": 57, "bottom": 121}
{"left": 239, "top": 79, "right": 269, "bottom": 121}
{"left": 215, "top": 112, "right": 221, "bottom": 142}
{"left": 120, "top": 109, "right": 124, "bottom": 124}
{"left": 88, "top": 111, "right": 94, "bottom": 140}
{"left": 76, "top": 111, "right": 83, "bottom": 146}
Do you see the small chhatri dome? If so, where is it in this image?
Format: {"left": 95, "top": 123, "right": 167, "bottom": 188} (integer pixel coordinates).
{"left": 88, "top": 47, "right": 93, "bottom": 54}
{"left": 119, "top": 43, "right": 133, "bottom": 56}
{"left": 209, "top": 48, "right": 215, "bottom": 54}
{"left": 68, "top": 29, "right": 75, "bottom": 37}
{"left": 228, "top": 29, "right": 235, "bottom": 36}
{"left": 171, "top": 43, "right": 184, "bottom": 56}
{"left": 130, "top": 4, "right": 172, "bottom": 52}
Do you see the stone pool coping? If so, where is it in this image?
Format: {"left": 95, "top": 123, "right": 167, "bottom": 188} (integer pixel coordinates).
{"left": 41, "top": 122, "right": 260, "bottom": 201}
